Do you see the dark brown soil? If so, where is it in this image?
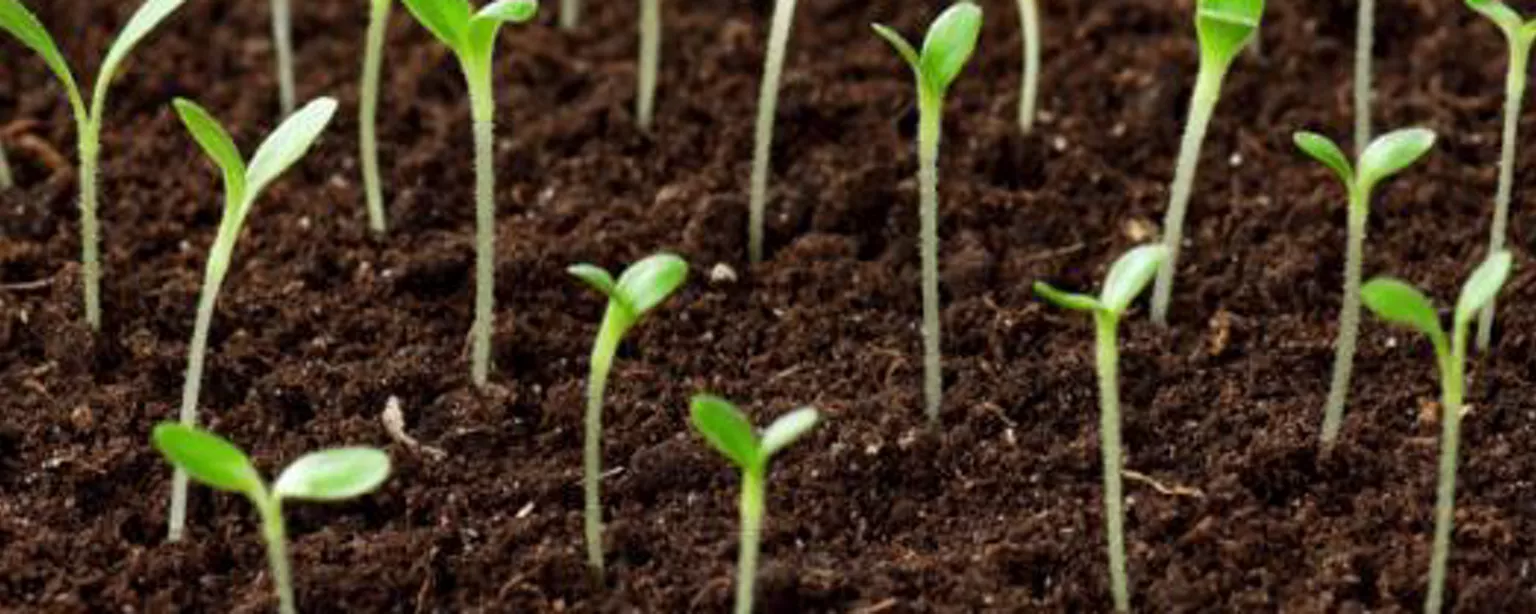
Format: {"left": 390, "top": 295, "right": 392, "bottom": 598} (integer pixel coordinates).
{"left": 4, "top": 0, "right": 1536, "bottom": 611}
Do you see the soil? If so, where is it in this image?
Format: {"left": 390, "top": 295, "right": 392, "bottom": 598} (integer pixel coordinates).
{"left": 4, "top": 0, "right": 1536, "bottom": 611}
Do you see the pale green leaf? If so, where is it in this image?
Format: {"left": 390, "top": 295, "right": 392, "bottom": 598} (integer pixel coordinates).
{"left": 759, "top": 407, "right": 820, "bottom": 460}
{"left": 1361, "top": 278, "right": 1445, "bottom": 343}
{"left": 918, "top": 2, "right": 983, "bottom": 95}
{"left": 1100, "top": 244, "right": 1168, "bottom": 314}
{"left": 95, "top": 0, "right": 186, "bottom": 114}
{"left": 246, "top": 97, "right": 338, "bottom": 203}
{"left": 151, "top": 423, "right": 264, "bottom": 496}
{"left": 1292, "top": 131, "right": 1353, "bottom": 187}
{"left": 689, "top": 394, "right": 759, "bottom": 470}
{"left": 568, "top": 263, "right": 617, "bottom": 298}
{"left": 1358, "top": 128, "right": 1436, "bottom": 192}
{"left": 0, "top": 0, "right": 84, "bottom": 116}
{"left": 1033, "top": 281, "right": 1102, "bottom": 313}
{"left": 400, "top": 0, "right": 472, "bottom": 51}
{"left": 1455, "top": 251, "right": 1514, "bottom": 325}
{"left": 871, "top": 24, "right": 920, "bottom": 72}
{"left": 1467, "top": 0, "right": 1525, "bottom": 32}
{"left": 1196, "top": 0, "right": 1264, "bottom": 66}
{"left": 273, "top": 448, "right": 391, "bottom": 501}
{"left": 173, "top": 98, "right": 247, "bottom": 203}
{"left": 474, "top": 0, "right": 537, "bottom": 23}
{"left": 614, "top": 253, "right": 688, "bottom": 317}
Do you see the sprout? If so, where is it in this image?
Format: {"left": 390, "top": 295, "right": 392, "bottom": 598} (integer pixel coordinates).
{"left": 272, "top": 0, "right": 296, "bottom": 115}
{"left": 399, "top": 0, "right": 538, "bottom": 388}
{"left": 0, "top": 0, "right": 187, "bottom": 330}
{"left": 872, "top": 2, "right": 983, "bottom": 426}
{"left": 1034, "top": 244, "right": 1168, "bottom": 613}
{"left": 166, "top": 97, "right": 339, "bottom": 543}
{"left": 689, "top": 395, "right": 820, "bottom": 614}
{"left": 1148, "top": 0, "right": 1263, "bottom": 326}
{"left": 1360, "top": 251, "right": 1514, "bottom": 614}
{"left": 1465, "top": 0, "right": 1536, "bottom": 350}
{"left": 1355, "top": 0, "right": 1374, "bottom": 157}
{"left": 746, "top": 0, "right": 801, "bottom": 264}
{"left": 152, "top": 423, "right": 390, "bottom": 614}
{"left": 637, "top": 0, "right": 661, "bottom": 130}
{"left": 1293, "top": 128, "right": 1436, "bottom": 446}
{"left": 1017, "top": 0, "right": 1040, "bottom": 133}
{"left": 361, "top": 0, "right": 392, "bottom": 234}
{"left": 568, "top": 253, "right": 689, "bottom": 580}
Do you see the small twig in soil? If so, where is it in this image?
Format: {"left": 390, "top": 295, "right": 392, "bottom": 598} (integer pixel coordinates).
{"left": 1123, "top": 469, "right": 1205, "bottom": 499}
{"left": 382, "top": 396, "right": 447, "bottom": 461}
{"left": 14, "top": 134, "right": 71, "bottom": 176}
{"left": 852, "top": 598, "right": 899, "bottom": 614}
{"left": 0, "top": 278, "right": 55, "bottom": 291}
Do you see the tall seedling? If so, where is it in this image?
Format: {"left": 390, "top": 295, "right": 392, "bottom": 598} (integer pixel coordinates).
{"left": 399, "top": 0, "right": 538, "bottom": 388}
{"left": 166, "top": 97, "right": 339, "bottom": 542}
{"left": 1017, "top": 0, "right": 1040, "bottom": 133}
{"left": 747, "top": 0, "right": 800, "bottom": 264}
{"left": 0, "top": 0, "right": 187, "bottom": 330}
{"left": 1148, "top": 0, "right": 1263, "bottom": 326}
{"left": 361, "top": 0, "right": 392, "bottom": 233}
{"left": 637, "top": 0, "right": 661, "bottom": 130}
{"left": 272, "top": 0, "right": 296, "bottom": 115}
{"left": 872, "top": 2, "right": 983, "bottom": 426}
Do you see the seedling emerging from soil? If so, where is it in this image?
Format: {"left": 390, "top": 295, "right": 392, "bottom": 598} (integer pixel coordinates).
{"left": 747, "top": 0, "right": 801, "bottom": 264}
{"left": 1360, "top": 250, "right": 1513, "bottom": 614}
{"left": 568, "top": 253, "right": 689, "bottom": 580}
{"left": 637, "top": 0, "right": 661, "bottom": 130}
{"left": 872, "top": 1, "right": 982, "bottom": 426}
{"left": 1355, "top": 0, "right": 1374, "bottom": 157}
{"left": 360, "top": 0, "right": 392, "bottom": 234}
{"left": 689, "top": 395, "right": 820, "bottom": 614}
{"left": 1148, "top": 0, "right": 1264, "bottom": 326}
{"left": 1466, "top": 0, "right": 1536, "bottom": 351}
{"left": 1017, "top": 0, "right": 1040, "bottom": 133}
{"left": 272, "top": 0, "right": 296, "bottom": 115}
{"left": 1034, "top": 244, "right": 1168, "bottom": 614}
{"left": 152, "top": 423, "right": 390, "bottom": 614}
{"left": 399, "top": 0, "right": 538, "bottom": 388}
{"left": 1293, "top": 128, "right": 1436, "bottom": 447}
{"left": 167, "top": 97, "right": 339, "bottom": 543}
{"left": 0, "top": 0, "right": 187, "bottom": 330}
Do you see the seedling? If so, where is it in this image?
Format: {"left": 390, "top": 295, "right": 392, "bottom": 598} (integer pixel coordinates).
{"left": 1293, "top": 128, "right": 1436, "bottom": 446}
{"left": 0, "top": 0, "right": 187, "bottom": 330}
{"left": 361, "top": 0, "right": 392, "bottom": 233}
{"left": 747, "top": 0, "right": 801, "bottom": 264}
{"left": 166, "top": 97, "right": 339, "bottom": 542}
{"left": 152, "top": 423, "right": 390, "bottom": 614}
{"left": 568, "top": 253, "right": 689, "bottom": 580}
{"left": 1355, "top": 0, "right": 1374, "bottom": 157}
{"left": 872, "top": 2, "right": 982, "bottom": 425}
{"left": 1034, "top": 244, "right": 1168, "bottom": 614}
{"left": 1466, "top": 0, "right": 1536, "bottom": 350}
{"left": 1360, "top": 251, "right": 1513, "bottom": 614}
{"left": 1148, "top": 0, "right": 1264, "bottom": 325}
{"left": 399, "top": 0, "right": 538, "bottom": 388}
{"left": 1017, "top": 0, "right": 1040, "bottom": 133}
{"left": 689, "top": 395, "right": 820, "bottom": 614}
{"left": 637, "top": 0, "right": 661, "bottom": 130}
{"left": 272, "top": 0, "right": 296, "bottom": 115}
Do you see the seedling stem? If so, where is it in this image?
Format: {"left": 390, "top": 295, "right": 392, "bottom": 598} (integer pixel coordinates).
{"left": 1355, "top": 0, "right": 1373, "bottom": 157}
{"left": 1150, "top": 67, "right": 1222, "bottom": 325}
{"left": 0, "top": 142, "right": 13, "bottom": 189}
{"left": 1017, "top": 0, "right": 1039, "bottom": 132}
{"left": 1093, "top": 311, "right": 1130, "bottom": 612}
{"left": 273, "top": 0, "right": 296, "bottom": 115}
{"left": 747, "top": 0, "right": 799, "bottom": 263}
{"left": 361, "top": 0, "right": 391, "bottom": 234}
{"left": 1479, "top": 30, "right": 1534, "bottom": 350}
{"left": 638, "top": 0, "right": 660, "bottom": 130}
{"left": 561, "top": 0, "right": 578, "bottom": 29}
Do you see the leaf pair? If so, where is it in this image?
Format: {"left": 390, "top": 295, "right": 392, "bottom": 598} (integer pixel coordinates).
{"left": 871, "top": 2, "right": 983, "bottom": 99}
{"left": 1362, "top": 251, "right": 1514, "bottom": 347}
{"left": 153, "top": 424, "right": 390, "bottom": 503}
{"left": 1035, "top": 245, "right": 1169, "bottom": 316}
{"left": 691, "top": 395, "right": 820, "bottom": 473}
{"left": 1195, "top": 0, "right": 1264, "bottom": 67}
{"left": 568, "top": 253, "right": 689, "bottom": 327}
{"left": 1467, "top": 0, "right": 1536, "bottom": 41}
{"left": 1294, "top": 128, "right": 1437, "bottom": 195}
{"left": 400, "top": 0, "right": 537, "bottom": 64}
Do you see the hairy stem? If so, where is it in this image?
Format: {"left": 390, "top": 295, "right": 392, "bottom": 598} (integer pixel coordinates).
{"left": 637, "top": 0, "right": 661, "bottom": 130}
{"left": 168, "top": 248, "right": 229, "bottom": 542}
{"left": 736, "top": 470, "right": 765, "bottom": 614}
{"left": 1017, "top": 0, "right": 1040, "bottom": 133}
{"left": 1320, "top": 200, "right": 1368, "bottom": 446}
{"left": 467, "top": 70, "right": 497, "bottom": 388}
{"left": 0, "top": 141, "right": 13, "bottom": 190}
{"left": 1424, "top": 330, "right": 1466, "bottom": 614}
{"left": 583, "top": 315, "right": 622, "bottom": 581}
{"left": 747, "top": 0, "right": 799, "bottom": 264}
{"left": 1354, "top": 0, "right": 1373, "bottom": 158}
{"left": 258, "top": 497, "right": 296, "bottom": 614}
{"left": 79, "top": 129, "right": 102, "bottom": 330}
{"left": 917, "top": 92, "right": 944, "bottom": 425}
{"left": 272, "top": 0, "right": 296, "bottom": 115}
{"left": 1477, "top": 40, "right": 1530, "bottom": 351}
{"left": 1150, "top": 66, "right": 1223, "bottom": 326}
{"left": 360, "top": 0, "right": 391, "bottom": 234}
{"left": 1094, "top": 313, "right": 1130, "bottom": 613}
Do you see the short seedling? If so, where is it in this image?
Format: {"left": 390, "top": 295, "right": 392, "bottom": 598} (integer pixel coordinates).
{"left": 361, "top": 0, "right": 393, "bottom": 234}
{"left": 872, "top": 2, "right": 983, "bottom": 425}
{"left": 568, "top": 253, "right": 689, "bottom": 580}
{"left": 1355, "top": 0, "right": 1374, "bottom": 156}
{"left": 1293, "top": 128, "right": 1436, "bottom": 447}
{"left": 689, "top": 395, "right": 820, "bottom": 614}
{"left": 1017, "top": 0, "right": 1040, "bottom": 133}
{"left": 399, "top": 0, "right": 538, "bottom": 388}
{"left": 1034, "top": 244, "right": 1168, "bottom": 614}
{"left": 167, "top": 97, "right": 339, "bottom": 542}
{"left": 1148, "top": 0, "right": 1263, "bottom": 326}
{"left": 272, "top": 0, "right": 296, "bottom": 115}
{"left": 747, "top": 0, "right": 801, "bottom": 264}
{"left": 637, "top": 0, "right": 661, "bottom": 130}
{"left": 1466, "top": 0, "right": 1536, "bottom": 350}
{"left": 152, "top": 423, "right": 390, "bottom": 614}
{"left": 1360, "top": 251, "right": 1513, "bottom": 614}
{"left": 0, "top": 0, "right": 187, "bottom": 330}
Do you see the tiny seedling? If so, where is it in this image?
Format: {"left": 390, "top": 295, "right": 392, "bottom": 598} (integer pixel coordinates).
{"left": 0, "top": 0, "right": 187, "bottom": 330}
{"left": 568, "top": 253, "right": 689, "bottom": 580}
{"left": 1466, "top": 0, "right": 1536, "bottom": 350}
{"left": 152, "top": 423, "right": 390, "bottom": 614}
{"left": 1293, "top": 128, "right": 1436, "bottom": 446}
{"left": 637, "top": 0, "right": 661, "bottom": 130}
{"left": 1017, "top": 0, "right": 1040, "bottom": 133}
{"left": 1148, "top": 0, "right": 1264, "bottom": 326}
{"left": 689, "top": 395, "right": 820, "bottom": 614}
{"left": 272, "top": 0, "right": 296, "bottom": 115}
{"left": 167, "top": 97, "right": 339, "bottom": 543}
{"left": 872, "top": 1, "right": 983, "bottom": 426}
{"left": 747, "top": 0, "right": 801, "bottom": 264}
{"left": 399, "top": 0, "right": 538, "bottom": 388}
{"left": 1355, "top": 0, "right": 1374, "bottom": 156}
{"left": 361, "top": 0, "right": 393, "bottom": 233}
{"left": 1034, "top": 244, "right": 1168, "bottom": 614}
{"left": 1360, "top": 251, "right": 1513, "bottom": 614}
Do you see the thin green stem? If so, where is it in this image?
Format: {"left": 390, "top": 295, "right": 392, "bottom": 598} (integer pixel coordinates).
{"left": 467, "top": 68, "right": 497, "bottom": 388}
{"left": 0, "top": 141, "right": 13, "bottom": 190}
{"left": 78, "top": 127, "right": 102, "bottom": 330}
{"left": 1017, "top": 0, "right": 1040, "bottom": 133}
{"left": 1354, "top": 0, "right": 1373, "bottom": 158}
{"left": 1424, "top": 329, "right": 1466, "bottom": 614}
{"left": 1094, "top": 313, "right": 1130, "bottom": 613}
{"left": 561, "top": 0, "right": 579, "bottom": 30}
{"left": 272, "top": 0, "right": 296, "bottom": 115}
{"left": 1320, "top": 196, "right": 1368, "bottom": 446}
{"left": 583, "top": 314, "right": 623, "bottom": 581}
{"left": 360, "top": 0, "right": 391, "bottom": 235}
{"left": 258, "top": 497, "right": 296, "bottom": 614}
{"left": 735, "top": 470, "right": 765, "bottom": 614}
{"left": 1477, "top": 39, "right": 1531, "bottom": 352}
{"left": 917, "top": 92, "right": 944, "bottom": 425}
{"left": 1150, "top": 66, "right": 1224, "bottom": 326}
{"left": 637, "top": 0, "right": 660, "bottom": 130}
{"left": 747, "top": 0, "right": 799, "bottom": 264}
{"left": 168, "top": 245, "right": 229, "bottom": 543}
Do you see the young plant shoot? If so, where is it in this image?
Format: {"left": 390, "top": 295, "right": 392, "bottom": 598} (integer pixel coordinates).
{"left": 872, "top": 2, "right": 982, "bottom": 426}
{"left": 568, "top": 253, "right": 689, "bottom": 580}
{"left": 1017, "top": 0, "right": 1040, "bottom": 133}
{"left": 1360, "top": 251, "right": 1513, "bottom": 614}
{"left": 0, "top": 0, "right": 187, "bottom": 330}
{"left": 1355, "top": 0, "right": 1374, "bottom": 157}
{"left": 272, "top": 0, "right": 296, "bottom": 115}
{"left": 1293, "top": 128, "right": 1436, "bottom": 447}
{"left": 1148, "top": 0, "right": 1264, "bottom": 326}
{"left": 399, "top": 0, "right": 538, "bottom": 388}
{"left": 747, "top": 0, "right": 800, "bottom": 264}
{"left": 361, "top": 0, "right": 392, "bottom": 234}
{"left": 637, "top": 0, "right": 661, "bottom": 130}
{"left": 1466, "top": 0, "right": 1536, "bottom": 350}
{"left": 152, "top": 424, "right": 390, "bottom": 614}
{"left": 1033, "top": 244, "right": 1168, "bottom": 614}
{"left": 167, "top": 97, "right": 339, "bottom": 543}
{"left": 689, "top": 395, "right": 820, "bottom": 614}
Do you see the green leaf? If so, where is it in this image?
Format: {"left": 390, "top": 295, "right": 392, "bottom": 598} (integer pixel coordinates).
{"left": 759, "top": 407, "right": 820, "bottom": 460}
{"left": 151, "top": 423, "right": 264, "bottom": 496}
{"left": 1361, "top": 278, "right": 1445, "bottom": 342}
{"left": 173, "top": 98, "right": 247, "bottom": 204}
{"left": 474, "top": 0, "right": 538, "bottom": 23}
{"left": 1467, "top": 0, "right": 1525, "bottom": 32}
{"left": 917, "top": 2, "right": 983, "bottom": 95}
{"left": 245, "top": 97, "right": 338, "bottom": 204}
{"left": 95, "top": 0, "right": 186, "bottom": 112}
{"left": 272, "top": 447, "right": 392, "bottom": 501}
{"left": 1195, "top": 0, "right": 1264, "bottom": 67}
{"left": 400, "top": 0, "right": 472, "bottom": 51}
{"left": 689, "top": 394, "right": 759, "bottom": 470}
{"left": 1293, "top": 131, "right": 1353, "bottom": 187}
{"left": 1455, "top": 251, "right": 1514, "bottom": 325}
{"left": 871, "top": 24, "right": 920, "bottom": 72}
{"left": 1357, "top": 128, "right": 1436, "bottom": 192}
{"left": 614, "top": 253, "right": 689, "bottom": 317}
{"left": 1032, "top": 281, "right": 1102, "bottom": 313}
{"left": 568, "top": 264, "right": 617, "bottom": 298}
{"left": 0, "top": 0, "right": 84, "bottom": 115}
{"left": 1099, "top": 244, "right": 1169, "bottom": 314}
